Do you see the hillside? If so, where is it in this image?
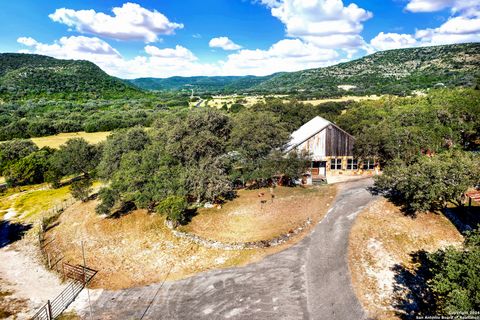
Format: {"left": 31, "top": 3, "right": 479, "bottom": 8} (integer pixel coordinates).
{"left": 0, "top": 53, "right": 140, "bottom": 99}
{"left": 130, "top": 43, "right": 480, "bottom": 96}
{"left": 255, "top": 43, "right": 480, "bottom": 96}
{"left": 129, "top": 75, "right": 276, "bottom": 92}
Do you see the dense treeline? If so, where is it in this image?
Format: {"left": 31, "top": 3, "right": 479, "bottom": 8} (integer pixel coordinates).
{"left": 337, "top": 89, "right": 480, "bottom": 164}
{"left": 0, "top": 93, "right": 190, "bottom": 140}
{"left": 1, "top": 89, "right": 478, "bottom": 219}
{"left": 336, "top": 89, "right": 480, "bottom": 213}
{"left": 95, "top": 109, "right": 309, "bottom": 221}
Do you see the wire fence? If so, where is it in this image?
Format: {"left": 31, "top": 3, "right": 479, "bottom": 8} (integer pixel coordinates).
{"left": 32, "top": 263, "right": 97, "bottom": 320}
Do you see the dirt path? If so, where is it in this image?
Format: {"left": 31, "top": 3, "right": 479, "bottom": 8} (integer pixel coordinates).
{"left": 0, "top": 244, "right": 67, "bottom": 318}
{"left": 0, "top": 213, "right": 66, "bottom": 318}
{"left": 71, "top": 178, "right": 375, "bottom": 319}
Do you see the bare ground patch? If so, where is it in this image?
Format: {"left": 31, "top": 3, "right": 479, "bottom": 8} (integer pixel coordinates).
{"left": 180, "top": 185, "right": 336, "bottom": 243}
{"left": 0, "top": 282, "right": 28, "bottom": 319}
{"left": 46, "top": 185, "right": 335, "bottom": 290}
{"left": 348, "top": 198, "right": 463, "bottom": 320}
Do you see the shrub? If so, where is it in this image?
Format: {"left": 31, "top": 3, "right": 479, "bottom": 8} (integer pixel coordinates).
{"left": 5, "top": 149, "right": 52, "bottom": 186}
{"left": 95, "top": 187, "right": 118, "bottom": 215}
{"left": 427, "top": 228, "right": 480, "bottom": 314}
{"left": 70, "top": 178, "right": 92, "bottom": 202}
{"left": 156, "top": 195, "right": 187, "bottom": 224}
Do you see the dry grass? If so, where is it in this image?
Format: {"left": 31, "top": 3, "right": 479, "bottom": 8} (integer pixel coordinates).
{"left": 0, "top": 280, "right": 28, "bottom": 318}
{"left": 201, "top": 95, "right": 266, "bottom": 109}
{"left": 348, "top": 198, "right": 463, "bottom": 320}
{"left": 301, "top": 95, "right": 382, "bottom": 105}
{"left": 47, "top": 185, "right": 336, "bottom": 290}
{"left": 56, "top": 311, "right": 81, "bottom": 320}
{"left": 181, "top": 185, "right": 336, "bottom": 242}
{"left": 31, "top": 131, "right": 110, "bottom": 149}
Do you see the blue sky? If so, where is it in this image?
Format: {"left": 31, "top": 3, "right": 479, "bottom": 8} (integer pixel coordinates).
{"left": 1, "top": 0, "right": 478, "bottom": 78}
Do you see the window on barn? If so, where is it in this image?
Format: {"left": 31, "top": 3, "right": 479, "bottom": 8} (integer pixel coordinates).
{"left": 347, "top": 159, "right": 358, "bottom": 170}
{"left": 363, "top": 159, "right": 375, "bottom": 170}
{"left": 330, "top": 158, "right": 342, "bottom": 170}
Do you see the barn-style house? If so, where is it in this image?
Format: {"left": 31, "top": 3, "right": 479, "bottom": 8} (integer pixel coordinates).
{"left": 286, "top": 116, "right": 378, "bottom": 184}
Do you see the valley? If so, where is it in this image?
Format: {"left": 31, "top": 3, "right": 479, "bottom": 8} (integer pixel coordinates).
{"left": 0, "top": 41, "right": 479, "bottom": 320}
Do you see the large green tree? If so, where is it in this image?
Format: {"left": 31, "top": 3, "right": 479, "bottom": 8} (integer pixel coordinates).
{"left": 229, "top": 111, "right": 307, "bottom": 183}
{"left": 96, "top": 143, "right": 185, "bottom": 215}
{"left": 374, "top": 151, "right": 480, "bottom": 212}
{"left": 5, "top": 148, "right": 53, "bottom": 186}
{"left": 427, "top": 228, "right": 480, "bottom": 314}
{"left": 97, "top": 127, "right": 150, "bottom": 178}
{"left": 0, "top": 139, "right": 38, "bottom": 175}
{"left": 51, "top": 138, "right": 101, "bottom": 178}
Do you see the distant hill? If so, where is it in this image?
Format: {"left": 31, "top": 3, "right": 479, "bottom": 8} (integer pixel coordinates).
{"left": 2, "top": 43, "right": 479, "bottom": 99}
{"left": 0, "top": 53, "right": 140, "bottom": 99}
{"left": 130, "top": 43, "right": 480, "bottom": 96}
{"left": 255, "top": 43, "right": 480, "bottom": 96}
{"left": 128, "top": 75, "right": 276, "bottom": 93}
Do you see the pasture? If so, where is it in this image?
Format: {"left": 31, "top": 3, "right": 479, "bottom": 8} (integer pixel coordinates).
{"left": 30, "top": 131, "right": 110, "bottom": 149}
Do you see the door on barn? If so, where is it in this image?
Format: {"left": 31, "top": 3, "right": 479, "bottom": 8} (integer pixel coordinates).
{"left": 311, "top": 161, "right": 327, "bottom": 177}
{"left": 319, "top": 161, "right": 326, "bottom": 176}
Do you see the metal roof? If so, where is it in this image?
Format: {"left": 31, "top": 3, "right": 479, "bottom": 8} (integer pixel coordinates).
{"left": 285, "top": 116, "right": 332, "bottom": 151}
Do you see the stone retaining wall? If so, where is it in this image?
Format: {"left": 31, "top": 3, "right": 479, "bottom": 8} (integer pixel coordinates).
{"left": 165, "top": 218, "right": 312, "bottom": 250}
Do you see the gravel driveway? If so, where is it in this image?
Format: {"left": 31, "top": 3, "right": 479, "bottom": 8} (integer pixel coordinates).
{"left": 73, "top": 178, "right": 375, "bottom": 320}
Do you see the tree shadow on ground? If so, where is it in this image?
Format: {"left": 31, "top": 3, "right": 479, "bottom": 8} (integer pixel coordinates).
{"left": 391, "top": 250, "right": 436, "bottom": 320}
{"left": 0, "top": 220, "right": 32, "bottom": 248}
{"left": 367, "top": 185, "right": 420, "bottom": 218}
{"left": 107, "top": 202, "right": 137, "bottom": 219}
{"left": 180, "top": 208, "right": 198, "bottom": 226}
{"left": 443, "top": 206, "right": 480, "bottom": 234}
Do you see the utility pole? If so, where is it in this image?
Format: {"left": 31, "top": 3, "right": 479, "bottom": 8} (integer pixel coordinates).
{"left": 82, "top": 240, "right": 94, "bottom": 320}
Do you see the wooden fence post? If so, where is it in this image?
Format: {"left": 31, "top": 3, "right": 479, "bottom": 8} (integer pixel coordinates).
{"left": 47, "top": 300, "right": 53, "bottom": 320}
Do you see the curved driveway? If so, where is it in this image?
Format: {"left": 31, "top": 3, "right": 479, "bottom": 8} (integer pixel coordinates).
{"left": 77, "top": 178, "right": 375, "bottom": 320}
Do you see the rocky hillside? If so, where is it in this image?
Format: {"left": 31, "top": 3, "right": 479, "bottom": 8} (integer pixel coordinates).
{"left": 129, "top": 75, "right": 275, "bottom": 93}
{"left": 131, "top": 43, "right": 480, "bottom": 96}
{"left": 255, "top": 43, "right": 480, "bottom": 96}
{"left": 0, "top": 53, "right": 140, "bottom": 99}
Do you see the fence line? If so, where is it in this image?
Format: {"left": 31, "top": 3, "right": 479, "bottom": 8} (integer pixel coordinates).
{"left": 32, "top": 263, "right": 97, "bottom": 320}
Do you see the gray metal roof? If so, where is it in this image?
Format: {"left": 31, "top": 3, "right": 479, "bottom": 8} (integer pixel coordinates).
{"left": 285, "top": 116, "right": 332, "bottom": 152}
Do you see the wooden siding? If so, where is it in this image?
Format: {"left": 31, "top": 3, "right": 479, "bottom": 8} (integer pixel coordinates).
{"left": 294, "top": 123, "right": 355, "bottom": 159}
{"left": 325, "top": 125, "right": 354, "bottom": 157}
{"left": 297, "top": 129, "right": 326, "bottom": 160}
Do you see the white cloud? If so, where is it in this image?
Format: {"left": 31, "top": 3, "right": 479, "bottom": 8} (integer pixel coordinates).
{"left": 370, "top": 32, "right": 418, "bottom": 51}
{"left": 220, "top": 39, "right": 340, "bottom": 76}
{"left": 405, "top": 0, "right": 455, "bottom": 12}
{"left": 405, "top": 0, "right": 478, "bottom": 13}
{"left": 144, "top": 45, "right": 197, "bottom": 61}
{"left": 17, "top": 36, "right": 217, "bottom": 78}
{"left": 17, "top": 35, "right": 343, "bottom": 78}
{"left": 415, "top": 15, "right": 480, "bottom": 45}
{"left": 371, "top": 0, "right": 480, "bottom": 50}
{"left": 49, "top": 2, "right": 183, "bottom": 42}
{"left": 17, "top": 36, "right": 121, "bottom": 60}
{"left": 261, "top": 0, "right": 372, "bottom": 49}
{"left": 209, "top": 37, "right": 242, "bottom": 50}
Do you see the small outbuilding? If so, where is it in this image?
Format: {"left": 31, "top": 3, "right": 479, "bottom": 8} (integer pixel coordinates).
{"left": 286, "top": 116, "right": 378, "bottom": 184}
